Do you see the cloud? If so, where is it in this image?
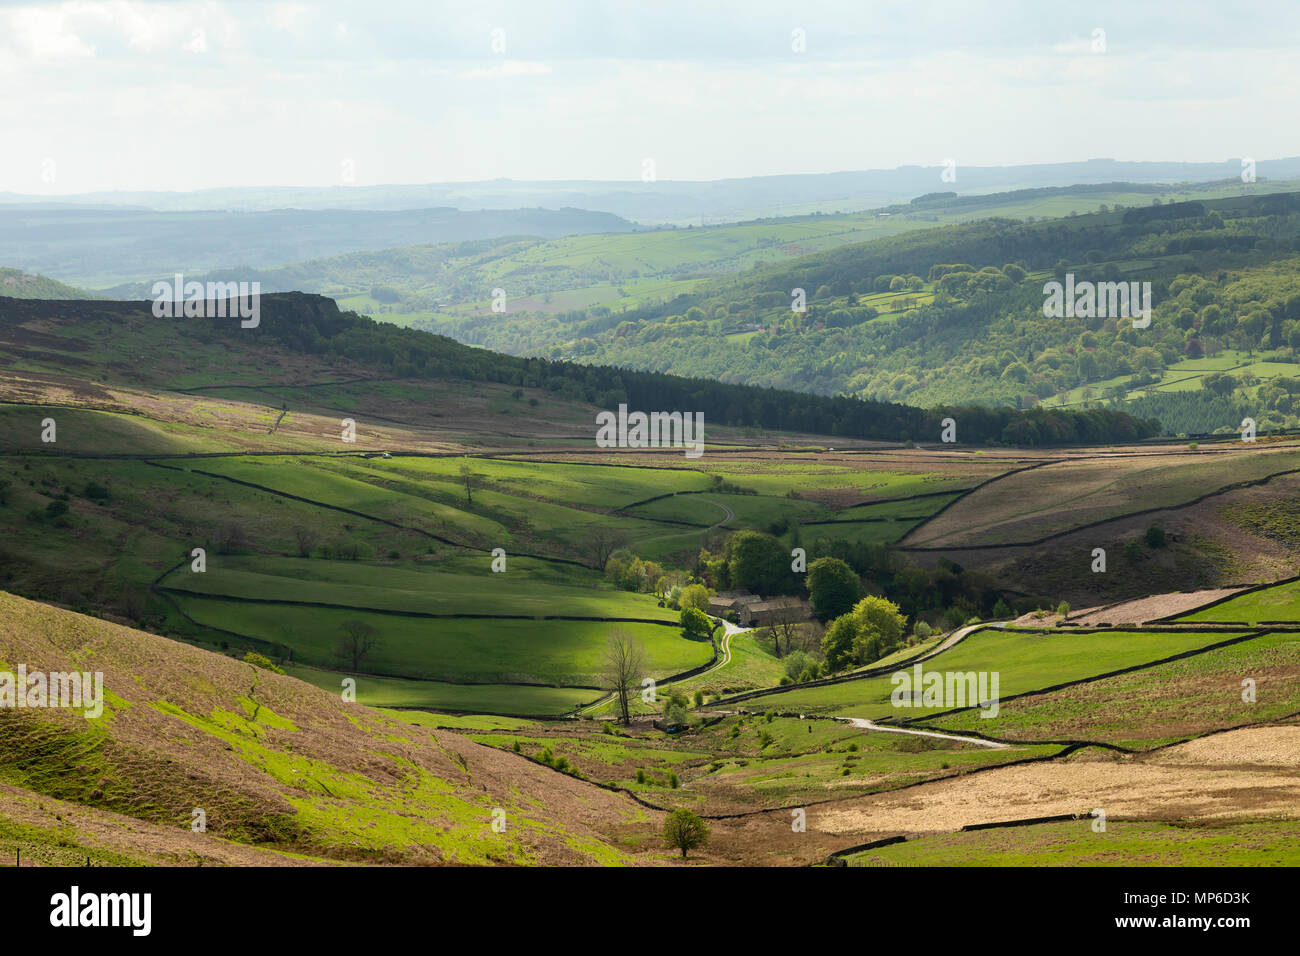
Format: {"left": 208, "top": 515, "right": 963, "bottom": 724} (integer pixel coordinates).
{"left": 0, "top": 0, "right": 1298, "bottom": 191}
{"left": 458, "top": 60, "right": 553, "bottom": 79}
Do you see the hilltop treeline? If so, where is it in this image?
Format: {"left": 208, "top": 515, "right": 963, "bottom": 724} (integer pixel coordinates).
{"left": 218, "top": 293, "right": 1152, "bottom": 445}
{"left": 0, "top": 293, "right": 1158, "bottom": 445}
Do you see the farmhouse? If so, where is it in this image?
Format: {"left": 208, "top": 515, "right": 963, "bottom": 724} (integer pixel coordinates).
{"left": 740, "top": 597, "right": 813, "bottom": 628}
{"left": 708, "top": 590, "right": 761, "bottom": 617}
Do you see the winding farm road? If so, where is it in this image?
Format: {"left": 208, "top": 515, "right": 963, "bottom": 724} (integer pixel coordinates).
{"left": 840, "top": 716, "right": 1009, "bottom": 749}
{"left": 831, "top": 621, "right": 1010, "bottom": 748}
{"left": 630, "top": 496, "right": 735, "bottom": 546}
{"left": 573, "top": 616, "right": 746, "bottom": 717}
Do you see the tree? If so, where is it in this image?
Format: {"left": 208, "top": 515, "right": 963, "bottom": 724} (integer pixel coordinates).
{"left": 337, "top": 619, "right": 380, "bottom": 671}
{"left": 727, "top": 530, "right": 788, "bottom": 594}
{"left": 293, "top": 527, "right": 320, "bottom": 558}
{"left": 764, "top": 602, "right": 803, "bottom": 658}
{"left": 849, "top": 595, "right": 907, "bottom": 665}
{"left": 821, "top": 615, "right": 859, "bottom": 673}
{"left": 458, "top": 462, "right": 476, "bottom": 504}
{"left": 215, "top": 522, "right": 249, "bottom": 554}
{"left": 662, "top": 808, "right": 710, "bottom": 859}
{"left": 602, "top": 630, "right": 646, "bottom": 726}
{"left": 679, "top": 583, "right": 710, "bottom": 612}
{"left": 806, "top": 556, "right": 859, "bottom": 621}
{"left": 587, "top": 526, "right": 630, "bottom": 571}
{"left": 680, "top": 606, "right": 712, "bottom": 640}
{"left": 1145, "top": 525, "right": 1166, "bottom": 548}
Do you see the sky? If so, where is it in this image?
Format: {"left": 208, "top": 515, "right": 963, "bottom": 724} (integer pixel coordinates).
{"left": 2, "top": 0, "right": 1299, "bottom": 194}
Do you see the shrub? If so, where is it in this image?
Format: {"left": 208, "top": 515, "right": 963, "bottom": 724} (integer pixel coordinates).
{"left": 82, "top": 481, "right": 110, "bottom": 501}
{"left": 243, "top": 651, "right": 284, "bottom": 674}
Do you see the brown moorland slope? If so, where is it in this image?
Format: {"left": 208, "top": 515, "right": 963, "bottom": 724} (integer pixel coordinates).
{"left": 0, "top": 591, "right": 658, "bottom": 866}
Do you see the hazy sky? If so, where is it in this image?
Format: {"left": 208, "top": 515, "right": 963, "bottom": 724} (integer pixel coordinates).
{"left": 3, "top": 0, "right": 1298, "bottom": 193}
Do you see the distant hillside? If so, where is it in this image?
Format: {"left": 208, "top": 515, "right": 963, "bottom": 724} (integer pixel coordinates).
{"left": 0, "top": 591, "right": 639, "bottom": 865}
{"left": 0, "top": 267, "right": 89, "bottom": 299}
{"left": 428, "top": 189, "right": 1300, "bottom": 434}
{"left": 8, "top": 156, "right": 1300, "bottom": 223}
{"left": 0, "top": 205, "right": 637, "bottom": 287}
{"left": 106, "top": 179, "right": 1270, "bottom": 325}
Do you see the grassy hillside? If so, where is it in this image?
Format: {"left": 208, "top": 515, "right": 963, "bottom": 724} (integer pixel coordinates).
{"left": 0, "top": 268, "right": 89, "bottom": 299}
{"left": 0, "top": 591, "right": 647, "bottom": 865}
{"left": 94, "top": 181, "right": 1283, "bottom": 319}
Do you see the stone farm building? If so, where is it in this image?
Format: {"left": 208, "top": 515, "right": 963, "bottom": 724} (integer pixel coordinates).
{"left": 740, "top": 596, "right": 812, "bottom": 628}
{"left": 708, "top": 590, "right": 812, "bottom": 627}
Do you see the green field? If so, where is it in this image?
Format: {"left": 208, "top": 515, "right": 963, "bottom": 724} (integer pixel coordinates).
{"left": 922, "top": 631, "right": 1300, "bottom": 748}
{"left": 1177, "top": 580, "right": 1300, "bottom": 623}
{"left": 174, "top": 595, "right": 704, "bottom": 685}
{"left": 845, "top": 818, "right": 1300, "bottom": 866}
{"left": 287, "top": 665, "right": 600, "bottom": 715}
{"left": 737, "top": 627, "right": 1245, "bottom": 719}
{"left": 160, "top": 553, "right": 677, "bottom": 621}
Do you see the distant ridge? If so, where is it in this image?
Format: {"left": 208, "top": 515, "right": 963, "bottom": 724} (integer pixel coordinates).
{"left": 5, "top": 157, "right": 1300, "bottom": 223}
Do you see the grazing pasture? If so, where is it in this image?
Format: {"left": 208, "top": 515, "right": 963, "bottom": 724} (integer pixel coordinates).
{"left": 735, "top": 627, "right": 1245, "bottom": 719}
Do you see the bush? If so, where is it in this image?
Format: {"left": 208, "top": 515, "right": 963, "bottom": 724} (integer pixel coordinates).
{"left": 243, "top": 651, "right": 284, "bottom": 674}
{"left": 783, "top": 649, "right": 811, "bottom": 681}
{"left": 1145, "top": 525, "right": 1166, "bottom": 548}
{"left": 82, "top": 481, "right": 110, "bottom": 501}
